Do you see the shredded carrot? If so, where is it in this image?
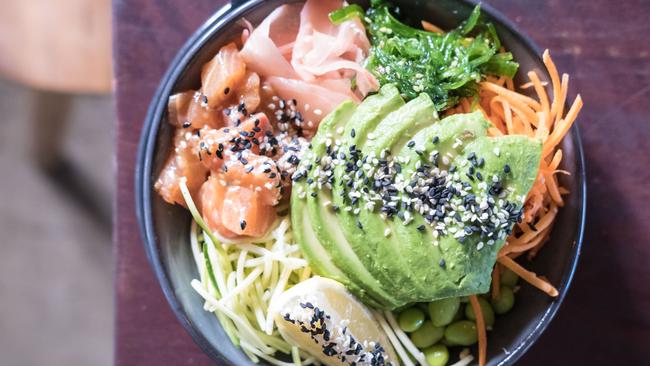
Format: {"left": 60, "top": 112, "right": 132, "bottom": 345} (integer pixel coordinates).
{"left": 479, "top": 81, "right": 542, "bottom": 112}
{"left": 527, "top": 71, "right": 550, "bottom": 128}
{"left": 543, "top": 95, "right": 583, "bottom": 156}
{"left": 498, "top": 256, "right": 559, "bottom": 297}
{"left": 445, "top": 49, "right": 582, "bottom": 364}
{"left": 421, "top": 20, "right": 444, "bottom": 34}
{"left": 491, "top": 265, "right": 501, "bottom": 300}
{"left": 469, "top": 295, "right": 487, "bottom": 366}
{"left": 520, "top": 80, "right": 548, "bottom": 89}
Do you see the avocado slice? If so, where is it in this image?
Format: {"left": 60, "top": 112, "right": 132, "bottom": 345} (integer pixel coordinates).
{"left": 291, "top": 83, "right": 543, "bottom": 308}
{"left": 446, "top": 135, "right": 542, "bottom": 295}
{"left": 336, "top": 93, "right": 439, "bottom": 304}
{"left": 381, "top": 113, "right": 489, "bottom": 301}
{"left": 298, "top": 85, "right": 405, "bottom": 308}
{"left": 367, "top": 111, "right": 489, "bottom": 302}
{"left": 291, "top": 101, "right": 356, "bottom": 287}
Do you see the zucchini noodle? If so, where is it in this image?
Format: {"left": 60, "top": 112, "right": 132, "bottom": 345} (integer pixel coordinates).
{"left": 180, "top": 178, "right": 316, "bottom": 364}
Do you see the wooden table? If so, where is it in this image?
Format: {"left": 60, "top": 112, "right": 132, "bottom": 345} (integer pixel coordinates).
{"left": 114, "top": 1, "right": 650, "bottom": 364}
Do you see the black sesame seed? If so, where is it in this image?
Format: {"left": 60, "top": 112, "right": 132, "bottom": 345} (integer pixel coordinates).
{"left": 223, "top": 87, "right": 230, "bottom": 95}
{"left": 432, "top": 136, "right": 439, "bottom": 144}
{"left": 407, "top": 140, "right": 416, "bottom": 148}
{"left": 417, "top": 225, "right": 426, "bottom": 232}
{"left": 182, "top": 120, "right": 191, "bottom": 128}
{"left": 351, "top": 129, "right": 356, "bottom": 138}
{"left": 504, "top": 164, "right": 511, "bottom": 173}
{"left": 240, "top": 220, "right": 247, "bottom": 230}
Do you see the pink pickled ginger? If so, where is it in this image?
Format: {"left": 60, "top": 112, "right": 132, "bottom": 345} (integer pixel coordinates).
{"left": 240, "top": 0, "right": 377, "bottom": 128}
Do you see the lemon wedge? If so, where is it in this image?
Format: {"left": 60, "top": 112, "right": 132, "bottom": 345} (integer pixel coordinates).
{"left": 270, "top": 276, "right": 399, "bottom": 366}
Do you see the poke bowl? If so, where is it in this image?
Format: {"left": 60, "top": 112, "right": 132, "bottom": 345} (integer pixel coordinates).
{"left": 135, "top": 0, "right": 586, "bottom": 365}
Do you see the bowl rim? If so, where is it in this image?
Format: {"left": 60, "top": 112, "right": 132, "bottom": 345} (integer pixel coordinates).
{"left": 134, "top": 1, "right": 587, "bottom": 365}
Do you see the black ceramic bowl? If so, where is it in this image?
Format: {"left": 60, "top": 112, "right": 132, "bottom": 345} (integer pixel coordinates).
{"left": 135, "top": 1, "right": 586, "bottom": 365}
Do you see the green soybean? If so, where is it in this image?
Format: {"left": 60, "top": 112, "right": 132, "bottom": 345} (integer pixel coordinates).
{"left": 452, "top": 305, "right": 464, "bottom": 321}
{"left": 465, "top": 297, "right": 495, "bottom": 327}
{"left": 398, "top": 307, "right": 425, "bottom": 332}
{"left": 409, "top": 321, "right": 444, "bottom": 348}
{"left": 428, "top": 297, "right": 460, "bottom": 327}
{"left": 501, "top": 268, "right": 519, "bottom": 287}
{"left": 424, "top": 344, "right": 449, "bottom": 366}
{"left": 491, "top": 286, "right": 515, "bottom": 314}
{"left": 444, "top": 320, "right": 478, "bottom": 346}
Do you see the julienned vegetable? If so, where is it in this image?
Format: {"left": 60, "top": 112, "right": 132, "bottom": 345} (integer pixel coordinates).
{"left": 332, "top": 0, "right": 519, "bottom": 110}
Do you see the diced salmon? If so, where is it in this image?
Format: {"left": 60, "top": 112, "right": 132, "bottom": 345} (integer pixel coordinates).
{"left": 221, "top": 185, "right": 276, "bottom": 237}
{"left": 201, "top": 42, "right": 247, "bottom": 108}
{"left": 236, "top": 71, "right": 261, "bottom": 112}
{"left": 199, "top": 155, "right": 281, "bottom": 238}
{"left": 221, "top": 154, "right": 282, "bottom": 206}
{"left": 168, "top": 90, "right": 222, "bottom": 129}
{"left": 167, "top": 91, "right": 194, "bottom": 127}
{"left": 155, "top": 129, "right": 208, "bottom": 207}
{"left": 199, "top": 176, "right": 236, "bottom": 238}
{"left": 187, "top": 92, "right": 222, "bottom": 129}
{"left": 198, "top": 112, "right": 273, "bottom": 171}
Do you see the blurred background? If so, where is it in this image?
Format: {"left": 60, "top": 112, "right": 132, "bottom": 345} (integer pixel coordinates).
{"left": 0, "top": 0, "right": 113, "bottom": 365}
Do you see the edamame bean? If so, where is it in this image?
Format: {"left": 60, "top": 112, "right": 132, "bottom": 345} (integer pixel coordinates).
{"left": 398, "top": 307, "right": 425, "bottom": 332}
{"left": 501, "top": 268, "right": 519, "bottom": 287}
{"left": 424, "top": 344, "right": 449, "bottom": 366}
{"left": 409, "top": 321, "right": 444, "bottom": 348}
{"left": 465, "top": 297, "right": 495, "bottom": 327}
{"left": 452, "top": 305, "right": 464, "bottom": 321}
{"left": 428, "top": 297, "right": 460, "bottom": 327}
{"left": 444, "top": 320, "right": 478, "bottom": 346}
{"left": 491, "top": 286, "right": 515, "bottom": 314}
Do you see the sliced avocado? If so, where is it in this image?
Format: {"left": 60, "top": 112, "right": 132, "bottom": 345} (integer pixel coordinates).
{"left": 399, "top": 111, "right": 491, "bottom": 172}
{"left": 313, "top": 85, "right": 406, "bottom": 308}
{"left": 340, "top": 94, "right": 439, "bottom": 304}
{"left": 292, "top": 102, "right": 355, "bottom": 286}
{"left": 449, "top": 135, "right": 542, "bottom": 295}
{"left": 364, "top": 93, "right": 439, "bottom": 154}
{"left": 381, "top": 112, "right": 492, "bottom": 303}
{"left": 296, "top": 87, "right": 406, "bottom": 308}
{"left": 292, "top": 83, "right": 544, "bottom": 307}
{"left": 342, "top": 84, "right": 405, "bottom": 148}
